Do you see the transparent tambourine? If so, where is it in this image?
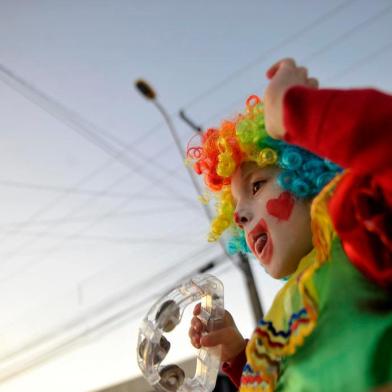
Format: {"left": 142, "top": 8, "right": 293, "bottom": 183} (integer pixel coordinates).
{"left": 137, "top": 274, "right": 224, "bottom": 392}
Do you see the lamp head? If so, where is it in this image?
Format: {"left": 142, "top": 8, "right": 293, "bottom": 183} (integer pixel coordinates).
{"left": 135, "top": 79, "right": 156, "bottom": 100}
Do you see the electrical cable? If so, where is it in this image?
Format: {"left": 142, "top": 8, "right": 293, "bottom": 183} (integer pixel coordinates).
{"left": 325, "top": 40, "right": 392, "bottom": 83}
{"left": 181, "top": 0, "right": 357, "bottom": 111}
{"left": 3, "top": 31, "right": 391, "bottom": 282}
{"left": 193, "top": 3, "right": 392, "bottom": 131}
{"left": 0, "top": 193, "right": 206, "bottom": 284}
{"left": 0, "top": 178, "right": 183, "bottom": 201}
{"left": 0, "top": 69, "right": 196, "bottom": 249}
{"left": 0, "top": 148, "right": 197, "bottom": 269}
{"left": 0, "top": 255, "right": 227, "bottom": 382}
{"left": 0, "top": 63, "right": 191, "bottom": 189}
{"left": 0, "top": 204, "right": 198, "bottom": 231}
{"left": 3, "top": 28, "right": 391, "bottom": 283}
{"left": 0, "top": 245, "right": 218, "bottom": 366}
{"left": 0, "top": 0, "right": 371, "bottom": 272}
{"left": 0, "top": 0, "right": 360, "bottom": 252}
{"left": 0, "top": 0, "right": 388, "bottom": 352}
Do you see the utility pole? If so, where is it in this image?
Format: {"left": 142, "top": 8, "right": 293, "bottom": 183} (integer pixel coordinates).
{"left": 135, "top": 80, "right": 264, "bottom": 324}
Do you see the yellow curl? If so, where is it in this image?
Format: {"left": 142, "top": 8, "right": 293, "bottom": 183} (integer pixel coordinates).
{"left": 257, "top": 148, "right": 278, "bottom": 167}
{"left": 217, "top": 152, "right": 236, "bottom": 177}
{"left": 208, "top": 186, "right": 235, "bottom": 241}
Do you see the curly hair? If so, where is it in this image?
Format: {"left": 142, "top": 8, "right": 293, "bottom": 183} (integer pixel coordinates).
{"left": 186, "top": 95, "right": 341, "bottom": 253}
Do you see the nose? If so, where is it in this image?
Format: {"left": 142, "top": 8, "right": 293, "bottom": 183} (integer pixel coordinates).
{"left": 234, "top": 209, "right": 252, "bottom": 228}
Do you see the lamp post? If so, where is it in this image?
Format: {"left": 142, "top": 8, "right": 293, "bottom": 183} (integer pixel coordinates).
{"left": 135, "top": 79, "right": 263, "bottom": 323}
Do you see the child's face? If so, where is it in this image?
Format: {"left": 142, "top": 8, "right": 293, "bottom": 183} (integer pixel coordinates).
{"left": 231, "top": 161, "right": 313, "bottom": 278}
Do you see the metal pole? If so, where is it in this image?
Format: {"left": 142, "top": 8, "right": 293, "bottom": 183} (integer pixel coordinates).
{"left": 135, "top": 80, "right": 263, "bottom": 323}
{"left": 179, "top": 109, "right": 264, "bottom": 323}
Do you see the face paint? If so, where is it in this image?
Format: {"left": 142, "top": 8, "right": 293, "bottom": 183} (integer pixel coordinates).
{"left": 233, "top": 212, "right": 242, "bottom": 228}
{"left": 246, "top": 218, "right": 273, "bottom": 265}
{"left": 232, "top": 162, "right": 313, "bottom": 279}
{"left": 266, "top": 191, "right": 295, "bottom": 221}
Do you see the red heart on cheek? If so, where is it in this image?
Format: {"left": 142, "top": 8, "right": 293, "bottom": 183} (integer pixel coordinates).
{"left": 266, "top": 192, "right": 295, "bottom": 221}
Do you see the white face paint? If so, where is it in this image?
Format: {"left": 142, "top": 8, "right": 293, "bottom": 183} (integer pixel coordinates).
{"left": 231, "top": 162, "right": 313, "bottom": 278}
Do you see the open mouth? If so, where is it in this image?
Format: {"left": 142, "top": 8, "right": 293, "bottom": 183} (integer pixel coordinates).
{"left": 254, "top": 233, "right": 268, "bottom": 256}
{"left": 247, "top": 219, "right": 272, "bottom": 264}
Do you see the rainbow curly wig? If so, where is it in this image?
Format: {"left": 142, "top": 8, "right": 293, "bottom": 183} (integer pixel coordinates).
{"left": 186, "top": 95, "right": 341, "bottom": 254}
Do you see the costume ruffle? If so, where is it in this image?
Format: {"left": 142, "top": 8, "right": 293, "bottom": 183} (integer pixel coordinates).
{"left": 240, "top": 173, "right": 344, "bottom": 392}
{"left": 329, "top": 170, "right": 392, "bottom": 290}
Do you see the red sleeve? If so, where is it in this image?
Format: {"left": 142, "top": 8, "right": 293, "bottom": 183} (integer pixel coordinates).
{"left": 283, "top": 87, "right": 392, "bottom": 174}
{"left": 283, "top": 86, "right": 392, "bottom": 289}
{"left": 221, "top": 344, "right": 247, "bottom": 389}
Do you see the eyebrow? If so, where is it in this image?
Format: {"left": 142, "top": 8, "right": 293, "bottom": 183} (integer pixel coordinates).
{"left": 242, "top": 171, "right": 255, "bottom": 184}
{"left": 231, "top": 170, "right": 254, "bottom": 205}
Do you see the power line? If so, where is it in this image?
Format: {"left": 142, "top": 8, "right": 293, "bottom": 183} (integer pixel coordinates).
{"left": 0, "top": 143, "right": 200, "bottom": 264}
{"left": 78, "top": 242, "right": 220, "bottom": 301}
{"left": 0, "top": 204, "right": 198, "bottom": 231}
{"left": 0, "top": 0, "right": 358, "bottom": 252}
{"left": 0, "top": 63, "right": 191, "bottom": 190}
{"left": 2, "top": 16, "right": 391, "bottom": 382}
{"left": 80, "top": 259, "right": 236, "bottom": 343}
{"left": 0, "top": 251, "right": 227, "bottom": 381}
{"left": 0, "top": 178, "right": 190, "bottom": 201}
{"left": 181, "top": 0, "right": 357, "bottom": 110}
{"left": 0, "top": 67, "right": 205, "bottom": 266}
{"left": 0, "top": 190, "right": 205, "bottom": 283}
{"left": 3, "top": 27, "right": 390, "bottom": 283}
{"left": 0, "top": 69, "right": 196, "bottom": 247}
{"left": 325, "top": 40, "right": 392, "bottom": 83}
{"left": 0, "top": 259, "right": 232, "bottom": 384}
{"left": 0, "top": 0, "right": 388, "bottom": 318}
{"left": 301, "top": 4, "right": 392, "bottom": 65}
{"left": 0, "top": 63, "right": 197, "bottom": 205}
{"left": 0, "top": 231, "right": 204, "bottom": 248}
{"left": 5, "top": 33, "right": 389, "bottom": 281}
{"left": 0, "top": 0, "right": 366, "bottom": 265}
{"left": 3, "top": 31, "right": 390, "bottom": 283}
{"left": 0, "top": 156, "right": 197, "bottom": 272}
{"left": 0, "top": 244, "right": 217, "bottom": 361}
{"left": 198, "top": 4, "right": 392, "bottom": 130}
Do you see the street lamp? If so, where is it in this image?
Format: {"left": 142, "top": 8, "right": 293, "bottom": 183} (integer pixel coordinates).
{"left": 135, "top": 79, "right": 264, "bottom": 323}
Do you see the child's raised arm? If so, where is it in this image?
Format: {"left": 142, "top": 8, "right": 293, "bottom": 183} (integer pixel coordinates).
{"left": 264, "top": 58, "right": 392, "bottom": 174}
{"left": 263, "top": 58, "right": 392, "bottom": 289}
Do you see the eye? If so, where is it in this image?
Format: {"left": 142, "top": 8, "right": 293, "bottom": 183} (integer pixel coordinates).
{"left": 252, "top": 180, "right": 266, "bottom": 195}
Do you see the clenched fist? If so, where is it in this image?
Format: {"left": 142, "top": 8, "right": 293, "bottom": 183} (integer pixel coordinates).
{"left": 263, "top": 58, "right": 319, "bottom": 139}
{"left": 188, "top": 303, "right": 247, "bottom": 363}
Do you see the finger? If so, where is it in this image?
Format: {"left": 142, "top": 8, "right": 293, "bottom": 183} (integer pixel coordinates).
{"left": 189, "top": 322, "right": 201, "bottom": 337}
{"left": 188, "top": 326, "right": 202, "bottom": 346}
{"left": 307, "top": 77, "right": 319, "bottom": 88}
{"left": 224, "top": 310, "right": 234, "bottom": 325}
{"left": 190, "top": 333, "right": 201, "bottom": 349}
{"left": 193, "top": 337, "right": 201, "bottom": 349}
{"left": 266, "top": 58, "right": 296, "bottom": 79}
{"left": 200, "top": 327, "right": 235, "bottom": 347}
{"left": 297, "top": 66, "right": 308, "bottom": 79}
{"left": 191, "top": 317, "right": 203, "bottom": 332}
{"left": 193, "top": 303, "right": 201, "bottom": 316}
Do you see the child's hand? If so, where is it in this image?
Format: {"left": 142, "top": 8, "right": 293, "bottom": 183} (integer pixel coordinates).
{"left": 188, "top": 303, "right": 247, "bottom": 363}
{"left": 263, "top": 58, "right": 319, "bottom": 139}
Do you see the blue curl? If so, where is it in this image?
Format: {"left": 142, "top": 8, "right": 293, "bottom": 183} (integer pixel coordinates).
{"left": 227, "top": 139, "right": 342, "bottom": 256}
{"left": 280, "top": 148, "right": 303, "bottom": 170}
{"left": 227, "top": 229, "right": 250, "bottom": 255}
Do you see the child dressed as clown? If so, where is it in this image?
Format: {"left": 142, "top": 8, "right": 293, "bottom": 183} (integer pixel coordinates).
{"left": 188, "top": 58, "right": 392, "bottom": 391}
